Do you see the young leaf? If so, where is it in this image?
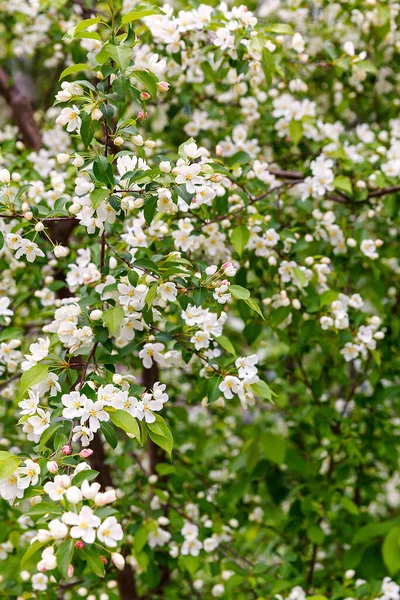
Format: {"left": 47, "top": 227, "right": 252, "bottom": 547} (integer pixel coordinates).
{"left": 110, "top": 409, "right": 141, "bottom": 441}
{"left": 229, "top": 285, "right": 250, "bottom": 300}
{"left": 20, "top": 364, "right": 49, "bottom": 396}
{"left": 102, "top": 307, "right": 125, "bottom": 336}
{"left": 121, "top": 5, "right": 164, "bottom": 25}
{"left": 230, "top": 225, "right": 250, "bottom": 257}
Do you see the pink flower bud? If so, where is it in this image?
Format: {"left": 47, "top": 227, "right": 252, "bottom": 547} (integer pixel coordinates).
{"left": 101, "top": 556, "right": 108, "bottom": 564}
{"left": 62, "top": 444, "right": 72, "bottom": 455}
{"left": 216, "top": 145, "right": 223, "bottom": 156}
{"left": 137, "top": 111, "right": 147, "bottom": 120}
{"left": 140, "top": 91, "right": 151, "bottom": 101}
{"left": 79, "top": 448, "right": 93, "bottom": 458}
{"left": 47, "top": 461, "right": 58, "bottom": 474}
{"left": 68, "top": 565, "right": 74, "bottom": 577}
{"left": 157, "top": 81, "right": 170, "bottom": 93}
{"left": 75, "top": 541, "right": 84, "bottom": 549}
{"left": 222, "top": 262, "right": 232, "bottom": 269}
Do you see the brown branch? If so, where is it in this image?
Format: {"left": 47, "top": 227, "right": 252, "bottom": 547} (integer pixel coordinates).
{"left": 0, "top": 68, "right": 41, "bottom": 150}
{"left": 368, "top": 184, "right": 400, "bottom": 198}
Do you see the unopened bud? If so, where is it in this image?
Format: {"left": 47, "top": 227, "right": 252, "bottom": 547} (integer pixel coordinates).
{"left": 57, "top": 153, "right": 70, "bottom": 164}
{"left": 92, "top": 108, "right": 103, "bottom": 121}
{"left": 24, "top": 211, "right": 33, "bottom": 221}
{"left": 75, "top": 541, "right": 85, "bottom": 549}
{"left": 114, "top": 136, "right": 124, "bottom": 146}
{"left": 90, "top": 309, "right": 103, "bottom": 321}
{"left": 62, "top": 444, "right": 72, "bottom": 455}
{"left": 79, "top": 448, "right": 93, "bottom": 458}
{"left": 140, "top": 92, "right": 151, "bottom": 101}
{"left": 157, "top": 81, "right": 170, "bottom": 93}
{"left": 54, "top": 245, "right": 69, "bottom": 258}
{"left": 47, "top": 461, "right": 58, "bottom": 474}
{"left": 111, "top": 553, "right": 125, "bottom": 570}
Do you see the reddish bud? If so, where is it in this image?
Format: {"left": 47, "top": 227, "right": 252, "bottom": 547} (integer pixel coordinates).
{"left": 101, "top": 556, "right": 108, "bottom": 564}
{"left": 137, "top": 111, "right": 147, "bottom": 120}
{"left": 79, "top": 448, "right": 93, "bottom": 458}
{"left": 75, "top": 541, "right": 84, "bottom": 549}
{"left": 62, "top": 444, "right": 72, "bottom": 455}
{"left": 140, "top": 91, "right": 151, "bottom": 101}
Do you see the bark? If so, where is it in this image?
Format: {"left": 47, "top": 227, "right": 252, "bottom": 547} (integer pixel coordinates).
{"left": 0, "top": 68, "right": 41, "bottom": 150}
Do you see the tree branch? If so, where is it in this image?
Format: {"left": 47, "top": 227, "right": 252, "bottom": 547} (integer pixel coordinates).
{"left": 0, "top": 68, "right": 41, "bottom": 150}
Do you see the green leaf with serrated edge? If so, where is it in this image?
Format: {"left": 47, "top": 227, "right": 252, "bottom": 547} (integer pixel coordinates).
{"left": 102, "top": 307, "right": 124, "bottom": 336}
{"left": 106, "top": 45, "right": 132, "bottom": 73}
{"left": 121, "top": 5, "right": 164, "bottom": 25}
{"left": 229, "top": 285, "right": 250, "bottom": 300}
{"left": 81, "top": 546, "right": 105, "bottom": 577}
{"left": 147, "top": 414, "right": 170, "bottom": 438}
{"left": 131, "top": 70, "right": 158, "bottom": 97}
{"left": 20, "top": 364, "right": 49, "bottom": 396}
{"left": 59, "top": 63, "right": 91, "bottom": 81}
{"left": 148, "top": 425, "right": 173, "bottom": 458}
{"left": 110, "top": 409, "right": 141, "bottom": 441}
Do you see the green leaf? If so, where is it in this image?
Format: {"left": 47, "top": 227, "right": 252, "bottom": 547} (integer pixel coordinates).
{"left": 383, "top": 527, "right": 400, "bottom": 574}
{"left": 106, "top": 44, "right": 132, "bottom": 73}
{"left": 333, "top": 175, "right": 353, "bottom": 195}
{"left": 230, "top": 225, "right": 250, "bottom": 257}
{"left": 21, "top": 541, "right": 48, "bottom": 570}
{"left": 101, "top": 421, "right": 118, "bottom": 449}
{"left": 261, "top": 432, "right": 286, "bottom": 465}
{"left": 266, "top": 23, "right": 294, "bottom": 34}
{"left": 215, "top": 335, "right": 236, "bottom": 356}
{"left": 293, "top": 266, "right": 307, "bottom": 287}
{"left": 81, "top": 546, "right": 105, "bottom": 577}
{"left": 307, "top": 525, "right": 325, "bottom": 545}
{"left": 110, "top": 409, "right": 141, "bottom": 441}
{"left": 20, "top": 364, "right": 49, "bottom": 396}
{"left": 102, "top": 307, "right": 125, "bottom": 335}
{"left": 59, "top": 63, "right": 91, "bottom": 81}
{"left": 39, "top": 421, "right": 64, "bottom": 450}
{"left": 289, "top": 120, "right": 303, "bottom": 145}
{"left": 74, "top": 17, "right": 101, "bottom": 33}
{"left": 145, "top": 283, "right": 158, "bottom": 308}
{"left": 57, "top": 540, "right": 74, "bottom": 579}
{"left": 252, "top": 380, "right": 273, "bottom": 401}
{"left": 144, "top": 195, "right": 157, "bottom": 225}
{"left": 341, "top": 496, "right": 360, "bottom": 516}
{"left": 146, "top": 415, "right": 172, "bottom": 440}
{"left": 244, "top": 297, "right": 264, "bottom": 319}
{"left": 72, "top": 469, "right": 99, "bottom": 487}
{"left": 229, "top": 285, "right": 250, "bottom": 300}
{"left": 262, "top": 47, "right": 275, "bottom": 88}
{"left": 90, "top": 188, "right": 110, "bottom": 209}
{"left": 28, "top": 502, "right": 62, "bottom": 517}
{"left": 0, "top": 452, "right": 20, "bottom": 479}
{"left": 132, "top": 70, "right": 158, "bottom": 97}
{"left": 121, "top": 5, "right": 164, "bottom": 25}
{"left": 80, "top": 112, "right": 98, "bottom": 148}
{"left": 355, "top": 60, "right": 377, "bottom": 75}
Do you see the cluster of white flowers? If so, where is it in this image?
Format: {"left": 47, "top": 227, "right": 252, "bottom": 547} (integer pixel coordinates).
{"left": 0, "top": 458, "right": 40, "bottom": 503}
{"left": 319, "top": 293, "right": 384, "bottom": 362}
{"left": 219, "top": 354, "right": 259, "bottom": 408}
